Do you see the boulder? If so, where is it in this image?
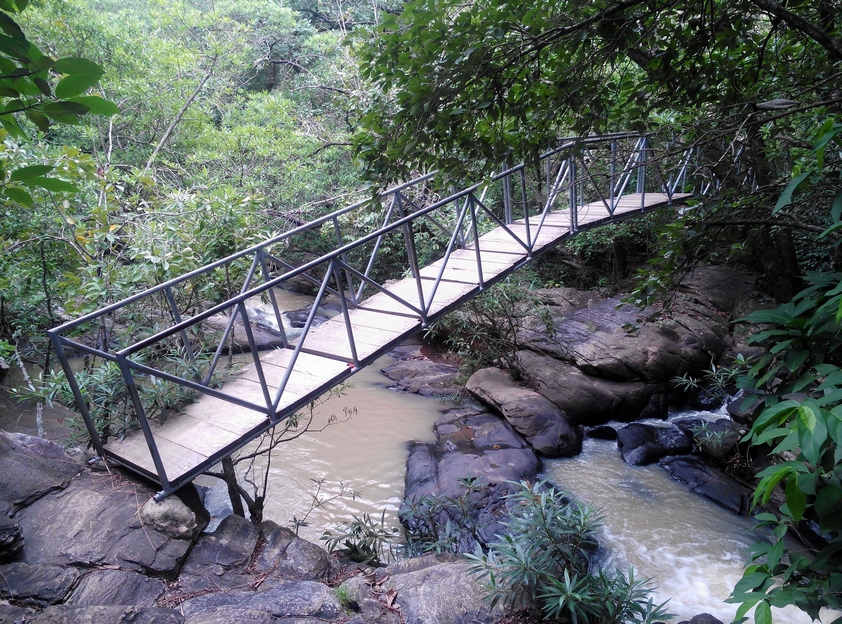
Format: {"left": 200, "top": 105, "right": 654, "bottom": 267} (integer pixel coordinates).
{"left": 381, "top": 359, "right": 459, "bottom": 397}
{"left": 402, "top": 407, "right": 539, "bottom": 551}
{"left": 379, "top": 556, "right": 499, "bottom": 624}
{"left": 177, "top": 513, "right": 259, "bottom": 591}
{"left": 16, "top": 471, "right": 192, "bottom": 576}
{"left": 616, "top": 423, "right": 694, "bottom": 466}
{"left": 254, "top": 523, "right": 330, "bottom": 580}
{"left": 0, "top": 431, "right": 82, "bottom": 514}
{"left": 661, "top": 455, "right": 754, "bottom": 515}
{"left": 70, "top": 570, "right": 167, "bottom": 607}
{"left": 0, "top": 562, "right": 80, "bottom": 605}
{"left": 517, "top": 350, "right": 656, "bottom": 425}
{"left": 465, "top": 368, "right": 582, "bottom": 457}
{"left": 179, "top": 581, "right": 342, "bottom": 621}
{"left": 0, "top": 604, "right": 37, "bottom": 623}
{"left": 140, "top": 493, "right": 205, "bottom": 541}
{"left": 205, "top": 313, "right": 285, "bottom": 353}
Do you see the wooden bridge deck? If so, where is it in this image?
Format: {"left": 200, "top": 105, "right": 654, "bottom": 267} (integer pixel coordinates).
{"left": 104, "top": 192, "right": 690, "bottom": 488}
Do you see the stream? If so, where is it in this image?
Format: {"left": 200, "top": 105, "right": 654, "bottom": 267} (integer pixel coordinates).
{"left": 197, "top": 289, "right": 828, "bottom": 622}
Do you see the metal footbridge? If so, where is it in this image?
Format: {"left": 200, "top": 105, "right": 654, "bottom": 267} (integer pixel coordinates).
{"left": 49, "top": 133, "right": 703, "bottom": 497}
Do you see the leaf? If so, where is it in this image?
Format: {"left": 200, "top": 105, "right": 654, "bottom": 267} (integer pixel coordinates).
{"left": 832, "top": 191, "right": 842, "bottom": 222}
{"left": 21, "top": 177, "right": 80, "bottom": 193}
{"left": 754, "top": 600, "right": 772, "bottom": 624}
{"left": 51, "top": 57, "right": 104, "bottom": 77}
{"left": 24, "top": 109, "right": 49, "bottom": 132}
{"left": 55, "top": 73, "right": 102, "bottom": 99}
{"left": 67, "top": 95, "right": 118, "bottom": 116}
{"left": 774, "top": 171, "right": 811, "bottom": 213}
{"left": 785, "top": 477, "right": 807, "bottom": 522}
{"left": 9, "top": 164, "right": 53, "bottom": 181}
{"left": 2, "top": 185, "right": 32, "bottom": 206}
{"left": 38, "top": 101, "right": 89, "bottom": 116}
{"left": 0, "top": 11, "right": 25, "bottom": 40}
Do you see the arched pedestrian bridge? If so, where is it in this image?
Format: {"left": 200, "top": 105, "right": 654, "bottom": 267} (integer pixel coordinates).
{"left": 49, "top": 133, "right": 707, "bottom": 498}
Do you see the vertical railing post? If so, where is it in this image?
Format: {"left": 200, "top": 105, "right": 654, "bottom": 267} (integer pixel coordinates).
{"left": 569, "top": 157, "right": 578, "bottom": 233}
{"left": 637, "top": 136, "right": 648, "bottom": 210}
{"left": 502, "top": 167, "right": 513, "bottom": 224}
{"left": 332, "top": 216, "right": 356, "bottom": 306}
{"left": 235, "top": 301, "right": 274, "bottom": 416}
{"left": 332, "top": 260, "right": 359, "bottom": 367}
{"left": 49, "top": 332, "right": 106, "bottom": 458}
{"left": 163, "top": 285, "right": 196, "bottom": 370}
{"left": 609, "top": 141, "right": 617, "bottom": 214}
{"left": 395, "top": 193, "right": 427, "bottom": 319}
{"left": 257, "top": 249, "right": 289, "bottom": 348}
{"left": 468, "top": 194, "right": 485, "bottom": 290}
{"left": 116, "top": 354, "right": 172, "bottom": 493}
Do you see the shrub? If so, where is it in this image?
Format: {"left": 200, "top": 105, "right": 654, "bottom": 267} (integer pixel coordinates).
{"left": 466, "top": 481, "right": 671, "bottom": 623}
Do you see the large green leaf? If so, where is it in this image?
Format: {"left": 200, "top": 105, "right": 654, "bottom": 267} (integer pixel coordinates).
{"left": 2, "top": 185, "right": 32, "bottom": 206}
{"left": 52, "top": 57, "right": 103, "bottom": 77}
{"left": 67, "top": 95, "right": 118, "bottom": 116}
{"left": 9, "top": 164, "right": 53, "bottom": 180}
{"left": 21, "top": 177, "right": 80, "bottom": 193}
{"left": 54, "top": 73, "right": 101, "bottom": 99}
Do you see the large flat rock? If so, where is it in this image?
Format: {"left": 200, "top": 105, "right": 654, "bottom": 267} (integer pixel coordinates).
{"left": 17, "top": 471, "right": 192, "bottom": 576}
{"left": 0, "top": 431, "right": 82, "bottom": 514}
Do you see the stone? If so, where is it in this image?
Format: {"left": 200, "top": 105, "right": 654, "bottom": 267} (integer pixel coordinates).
{"left": 0, "top": 562, "right": 80, "bottom": 605}
{"left": 205, "top": 312, "right": 285, "bottom": 353}
{"left": 0, "top": 515, "right": 23, "bottom": 562}
{"left": 661, "top": 455, "right": 754, "bottom": 515}
{"left": 434, "top": 407, "right": 527, "bottom": 454}
{"left": 517, "top": 350, "right": 656, "bottom": 425}
{"left": 466, "top": 367, "right": 582, "bottom": 457}
{"left": 435, "top": 448, "right": 540, "bottom": 498}
{"left": 255, "top": 525, "right": 330, "bottom": 580}
{"left": 0, "top": 604, "right": 37, "bottom": 623}
{"left": 70, "top": 569, "right": 167, "bottom": 607}
{"left": 616, "top": 423, "right": 693, "bottom": 466}
{"left": 16, "top": 471, "right": 191, "bottom": 576}
{"left": 585, "top": 425, "right": 617, "bottom": 440}
{"left": 179, "top": 581, "right": 342, "bottom": 620}
{"left": 0, "top": 431, "right": 82, "bottom": 514}
{"left": 140, "top": 494, "right": 204, "bottom": 540}
{"left": 31, "top": 605, "right": 184, "bottom": 624}
{"left": 177, "top": 513, "right": 259, "bottom": 591}
{"left": 285, "top": 308, "right": 331, "bottom": 329}
{"left": 381, "top": 559, "right": 499, "bottom": 624}
{"left": 380, "top": 359, "right": 459, "bottom": 397}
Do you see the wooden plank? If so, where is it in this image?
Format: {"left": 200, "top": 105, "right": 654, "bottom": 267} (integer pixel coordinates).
{"left": 179, "top": 396, "right": 268, "bottom": 434}
{"left": 262, "top": 348, "right": 349, "bottom": 380}
{"left": 106, "top": 430, "right": 209, "bottom": 484}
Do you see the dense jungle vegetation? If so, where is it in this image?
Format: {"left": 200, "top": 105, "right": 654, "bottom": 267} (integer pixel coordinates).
{"left": 1, "top": 0, "right": 841, "bottom": 622}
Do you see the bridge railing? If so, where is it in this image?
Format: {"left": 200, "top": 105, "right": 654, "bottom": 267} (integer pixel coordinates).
{"left": 48, "top": 133, "right": 698, "bottom": 470}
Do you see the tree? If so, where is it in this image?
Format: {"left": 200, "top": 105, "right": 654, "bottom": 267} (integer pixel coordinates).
{"left": 353, "top": 0, "right": 840, "bottom": 182}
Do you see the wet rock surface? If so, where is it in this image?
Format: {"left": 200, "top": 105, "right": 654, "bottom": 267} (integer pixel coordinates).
{"left": 0, "top": 429, "right": 497, "bottom": 624}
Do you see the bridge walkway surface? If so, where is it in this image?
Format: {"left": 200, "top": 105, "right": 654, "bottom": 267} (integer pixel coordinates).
{"left": 49, "top": 134, "right": 700, "bottom": 497}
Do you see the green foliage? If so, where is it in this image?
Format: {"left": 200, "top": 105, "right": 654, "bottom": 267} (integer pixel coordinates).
{"left": 352, "top": 0, "right": 841, "bottom": 184}
{"left": 427, "top": 277, "right": 552, "bottom": 377}
{"left": 727, "top": 121, "right": 842, "bottom": 622}
{"left": 321, "top": 510, "right": 400, "bottom": 566}
{"left": 466, "top": 481, "right": 671, "bottom": 623}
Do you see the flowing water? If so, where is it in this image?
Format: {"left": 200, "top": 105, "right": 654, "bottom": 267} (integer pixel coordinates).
{"left": 201, "top": 353, "right": 451, "bottom": 544}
